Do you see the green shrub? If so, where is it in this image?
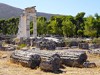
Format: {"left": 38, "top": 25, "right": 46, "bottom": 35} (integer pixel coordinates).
{"left": 92, "top": 38, "right": 100, "bottom": 45}
{"left": 64, "top": 39, "right": 71, "bottom": 47}
{"left": 18, "top": 44, "right": 27, "bottom": 48}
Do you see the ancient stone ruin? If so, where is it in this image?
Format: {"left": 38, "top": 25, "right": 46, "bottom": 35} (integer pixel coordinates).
{"left": 10, "top": 49, "right": 87, "bottom": 72}
{"left": 17, "top": 6, "right": 37, "bottom": 38}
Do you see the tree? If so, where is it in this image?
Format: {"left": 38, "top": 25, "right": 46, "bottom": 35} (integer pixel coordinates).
{"left": 77, "top": 29, "right": 84, "bottom": 37}
{"left": 48, "top": 16, "right": 64, "bottom": 35}
{"left": 6, "top": 17, "right": 19, "bottom": 35}
{"left": 30, "top": 21, "right": 33, "bottom": 35}
{"left": 62, "top": 19, "right": 76, "bottom": 37}
{"left": 75, "top": 12, "right": 85, "bottom": 36}
{"left": 47, "top": 20, "right": 58, "bottom": 34}
{"left": 37, "top": 17, "right": 47, "bottom": 35}
{"left": 95, "top": 13, "right": 100, "bottom": 37}
{"left": 0, "top": 19, "right": 7, "bottom": 34}
{"left": 84, "top": 16, "right": 97, "bottom": 37}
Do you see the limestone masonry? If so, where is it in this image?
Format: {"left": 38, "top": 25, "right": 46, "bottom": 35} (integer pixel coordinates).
{"left": 17, "top": 6, "right": 37, "bottom": 38}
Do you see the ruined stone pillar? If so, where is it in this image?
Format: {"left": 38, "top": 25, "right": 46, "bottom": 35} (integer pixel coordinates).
{"left": 33, "top": 14, "right": 37, "bottom": 38}
{"left": 17, "top": 6, "right": 37, "bottom": 39}
{"left": 17, "top": 12, "right": 27, "bottom": 38}
{"left": 26, "top": 14, "right": 30, "bottom": 38}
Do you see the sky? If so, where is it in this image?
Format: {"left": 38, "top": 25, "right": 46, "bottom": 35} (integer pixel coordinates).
{"left": 0, "top": 0, "right": 100, "bottom": 16}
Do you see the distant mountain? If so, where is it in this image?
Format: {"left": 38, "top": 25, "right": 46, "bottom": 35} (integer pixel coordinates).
{"left": 0, "top": 3, "right": 55, "bottom": 20}
{"left": 37, "top": 12, "right": 54, "bottom": 20}
{"left": 0, "top": 3, "right": 22, "bottom": 19}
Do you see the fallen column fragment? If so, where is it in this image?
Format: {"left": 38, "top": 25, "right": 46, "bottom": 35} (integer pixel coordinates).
{"left": 10, "top": 49, "right": 87, "bottom": 70}
{"left": 56, "top": 50, "right": 87, "bottom": 67}
{"left": 10, "top": 50, "right": 41, "bottom": 69}
{"left": 40, "top": 54, "right": 61, "bottom": 72}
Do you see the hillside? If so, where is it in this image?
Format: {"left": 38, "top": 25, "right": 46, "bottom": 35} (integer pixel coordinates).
{"left": 0, "top": 3, "right": 54, "bottom": 20}
{"left": 0, "top": 3, "right": 22, "bottom": 19}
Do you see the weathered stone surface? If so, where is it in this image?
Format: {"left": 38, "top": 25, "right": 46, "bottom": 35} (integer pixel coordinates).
{"left": 33, "top": 37, "right": 65, "bottom": 50}
{"left": 89, "top": 44, "right": 100, "bottom": 49}
{"left": 57, "top": 50, "right": 87, "bottom": 67}
{"left": 79, "top": 43, "right": 89, "bottom": 49}
{"left": 89, "top": 48, "right": 100, "bottom": 55}
{"left": 40, "top": 54, "right": 61, "bottom": 72}
{"left": 0, "top": 46, "right": 15, "bottom": 51}
{"left": 28, "top": 54, "right": 41, "bottom": 69}
{"left": 83, "top": 62, "right": 96, "bottom": 68}
{"left": 10, "top": 50, "right": 41, "bottom": 69}
{"left": 10, "top": 49, "right": 87, "bottom": 70}
{"left": 17, "top": 6, "right": 37, "bottom": 38}
{"left": 69, "top": 41, "right": 79, "bottom": 47}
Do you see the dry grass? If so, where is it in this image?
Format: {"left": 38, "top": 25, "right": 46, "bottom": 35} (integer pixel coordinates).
{"left": 0, "top": 50, "right": 100, "bottom": 75}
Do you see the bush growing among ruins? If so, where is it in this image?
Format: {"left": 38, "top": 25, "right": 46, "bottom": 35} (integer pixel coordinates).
{"left": 92, "top": 38, "right": 100, "bottom": 45}
{"left": 64, "top": 38, "right": 72, "bottom": 47}
{"left": 2, "top": 41, "right": 7, "bottom": 47}
{"left": 18, "top": 44, "right": 27, "bottom": 49}
{"left": 64, "top": 38, "right": 79, "bottom": 47}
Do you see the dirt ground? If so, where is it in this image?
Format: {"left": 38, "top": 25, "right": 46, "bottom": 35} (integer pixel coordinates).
{"left": 0, "top": 50, "right": 100, "bottom": 75}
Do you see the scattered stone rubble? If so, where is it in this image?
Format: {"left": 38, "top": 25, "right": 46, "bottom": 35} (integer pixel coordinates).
{"left": 83, "top": 61, "right": 96, "bottom": 68}
{"left": 89, "top": 48, "right": 100, "bottom": 55}
{"left": 79, "top": 43, "right": 89, "bottom": 49}
{"left": 57, "top": 50, "right": 87, "bottom": 67}
{"left": 32, "top": 37, "right": 65, "bottom": 50}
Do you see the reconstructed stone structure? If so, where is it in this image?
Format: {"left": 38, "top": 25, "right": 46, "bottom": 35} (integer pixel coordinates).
{"left": 17, "top": 6, "right": 37, "bottom": 38}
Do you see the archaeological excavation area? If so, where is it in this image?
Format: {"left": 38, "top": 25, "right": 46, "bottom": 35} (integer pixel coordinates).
{"left": 0, "top": 35, "right": 100, "bottom": 75}
{"left": 0, "top": 6, "right": 100, "bottom": 75}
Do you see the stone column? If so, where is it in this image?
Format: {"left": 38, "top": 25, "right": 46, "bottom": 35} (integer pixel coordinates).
{"left": 26, "top": 14, "right": 30, "bottom": 38}
{"left": 17, "top": 6, "right": 37, "bottom": 39}
{"left": 22, "top": 14, "right": 27, "bottom": 38}
{"left": 17, "top": 13, "right": 27, "bottom": 38}
{"left": 33, "top": 13, "right": 37, "bottom": 38}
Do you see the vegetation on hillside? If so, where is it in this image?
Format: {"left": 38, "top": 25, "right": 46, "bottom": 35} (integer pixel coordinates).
{"left": 0, "top": 12, "right": 100, "bottom": 37}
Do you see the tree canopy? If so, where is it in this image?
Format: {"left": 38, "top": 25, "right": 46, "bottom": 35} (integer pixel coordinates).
{"left": 0, "top": 12, "right": 100, "bottom": 37}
